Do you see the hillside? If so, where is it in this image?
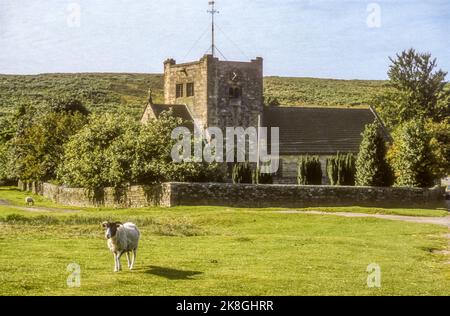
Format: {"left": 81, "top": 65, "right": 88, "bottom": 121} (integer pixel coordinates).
{"left": 264, "top": 77, "right": 388, "bottom": 107}
{"left": 0, "top": 73, "right": 389, "bottom": 121}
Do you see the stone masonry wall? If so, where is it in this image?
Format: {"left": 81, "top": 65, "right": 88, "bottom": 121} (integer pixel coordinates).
{"left": 163, "top": 55, "right": 264, "bottom": 132}
{"left": 168, "top": 183, "right": 446, "bottom": 208}
{"left": 164, "top": 57, "right": 209, "bottom": 128}
{"left": 209, "top": 58, "right": 264, "bottom": 130}
{"left": 19, "top": 181, "right": 172, "bottom": 208}
{"left": 19, "top": 181, "right": 446, "bottom": 209}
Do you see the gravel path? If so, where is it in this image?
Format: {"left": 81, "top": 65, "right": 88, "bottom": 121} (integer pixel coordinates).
{"left": 0, "top": 199, "right": 80, "bottom": 213}
{"left": 277, "top": 210, "right": 450, "bottom": 227}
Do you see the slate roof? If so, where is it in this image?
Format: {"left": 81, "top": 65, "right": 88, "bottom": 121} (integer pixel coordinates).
{"left": 263, "top": 107, "right": 380, "bottom": 155}
{"left": 145, "top": 103, "right": 195, "bottom": 131}
{"left": 150, "top": 104, "right": 194, "bottom": 123}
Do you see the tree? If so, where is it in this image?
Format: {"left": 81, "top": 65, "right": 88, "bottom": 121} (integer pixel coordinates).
{"left": 426, "top": 118, "right": 450, "bottom": 179}
{"left": 47, "top": 95, "right": 90, "bottom": 116}
{"left": 355, "top": 122, "right": 392, "bottom": 187}
{"left": 58, "top": 112, "right": 225, "bottom": 190}
{"left": 132, "top": 111, "right": 224, "bottom": 184}
{"left": 264, "top": 96, "right": 280, "bottom": 107}
{"left": 327, "top": 153, "right": 356, "bottom": 186}
{"left": 58, "top": 113, "right": 138, "bottom": 190}
{"left": 0, "top": 142, "right": 13, "bottom": 183}
{"left": 376, "top": 48, "right": 449, "bottom": 128}
{"left": 252, "top": 165, "right": 274, "bottom": 184}
{"left": 11, "top": 110, "right": 87, "bottom": 182}
{"left": 297, "top": 155, "right": 322, "bottom": 185}
{"left": 232, "top": 162, "right": 253, "bottom": 184}
{"left": 388, "top": 120, "right": 436, "bottom": 188}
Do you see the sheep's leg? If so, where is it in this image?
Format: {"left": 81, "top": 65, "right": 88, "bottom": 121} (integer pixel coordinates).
{"left": 113, "top": 253, "right": 118, "bottom": 272}
{"left": 126, "top": 252, "right": 131, "bottom": 268}
{"left": 117, "top": 251, "right": 123, "bottom": 271}
{"left": 130, "top": 249, "right": 137, "bottom": 270}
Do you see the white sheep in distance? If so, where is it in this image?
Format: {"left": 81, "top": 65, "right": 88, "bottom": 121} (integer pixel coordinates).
{"left": 25, "top": 197, "right": 34, "bottom": 206}
{"left": 102, "top": 222, "right": 140, "bottom": 272}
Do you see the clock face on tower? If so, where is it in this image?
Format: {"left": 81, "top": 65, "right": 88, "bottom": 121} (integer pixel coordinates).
{"left": 229, "top": 69, "right": 241, "bottom": 82}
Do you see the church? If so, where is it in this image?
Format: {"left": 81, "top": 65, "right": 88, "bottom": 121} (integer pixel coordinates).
{"left": 141, "top": 2, "right": 386, "bottom": 184}
{"left": 141, "top": 54, "right": 386, "bottom": 184}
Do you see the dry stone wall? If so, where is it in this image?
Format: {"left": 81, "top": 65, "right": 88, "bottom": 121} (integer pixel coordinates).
{"left": 18, "top": 181, "right": 445, "bottom": 209}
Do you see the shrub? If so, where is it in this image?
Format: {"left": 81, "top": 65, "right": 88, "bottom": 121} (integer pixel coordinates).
{"left": 57, "top": 113, "right": 137, "bottom": 190}
{"left": 297, "top": 155, "right": 322, "bottom": 185}
{"left": 0, "top": 142, "right": 14, "bottom": 183}
{"left": 326, "top": 153, "right": 356, "bottom": 186}
{"left": 58, "top": 111, "right": 225, "bottom": 190}
{"left": 131, "top": 111, "right": 225, "bottom": 184}
{"left": 388, "top": 120, "right": 436, "bottom": 188}
{"left": 232, "top": 162, "right": 253, "bottom": 184}
{"left": 11, "top": 110, "right": 88, "bottom": 182}
{"left": 252, "top": 166, "right": 274, "bottom": 184}
{"left": 264, "top": 96, "right": 280, "bottom": 107}
{"left": 355, "top": 122, "right": 392, "bottom": 187}
{"left": 426, "top": 118, "right": 450, "bottom": 179}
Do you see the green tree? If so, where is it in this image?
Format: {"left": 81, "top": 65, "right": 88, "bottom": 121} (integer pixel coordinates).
{"left": 426, "top": 118, "right": 450, "bottom": 178}
{"left": 11, "top": 110, "right": 87, "bottom": 182}
{"left": 297, "top": 155, "right": 322, "bottom": 185}
{"left": 58, "top": 113, "right": 138, "bottom": 190}
{"left": 232, "top": 162, "right": 253, "bottom": 184}
{"left": 327, "top": 153, "right": 356, "bottom": 186}
{"left": 59, "top": 112, "right": 225, "bottom": 190}
{"left": 0, "top": 142, "right": 13, "bottom": 183}
{"left": 355, "top": 122, "right": 392, "bottom": 187}
{"left": 132, "top": 112, "right": 224, "bottom": 184}
{"left": 47, "top": 95, "right": 90, "bottom": 116}
{"left": 252, "top": 165, "right": 274, "bottom": 185}
{"left": 388, "top": 120, "right": 435, "bottom": 188}
{"left": 264, "top": 96, "right": 280, "bottom": 107}
{"left": 376, "top": 48, "right": 449, "bottom": 128}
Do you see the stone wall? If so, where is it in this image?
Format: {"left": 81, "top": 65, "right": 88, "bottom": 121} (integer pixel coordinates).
{"left": 164, "top": 57, "right": 209, "bottom": 128}
{"left": 19, "top": 181, "right": 171, "bottom": 208}
{"left": 209, "top": 58, "right": 264, "bottom": 130}
{"left": 19, "top": 181, "right": 446, "bottom": 209}
{"left": 167, "top": 183, "right": 446, "bottom": 208}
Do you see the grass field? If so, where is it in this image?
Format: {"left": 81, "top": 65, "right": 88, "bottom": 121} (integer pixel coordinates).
{"left": 0, "top": 187, "right": 449, "bottom": 296}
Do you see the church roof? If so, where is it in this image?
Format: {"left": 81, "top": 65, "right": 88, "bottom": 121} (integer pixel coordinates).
{"left": 142, "top": 103, "right": 195, "bottom": 131}
{"left": 263, "top": 107, "right": 383, "bottom": 155}
{"left": 150, "top": 104, "right": 194, "bottom": 123}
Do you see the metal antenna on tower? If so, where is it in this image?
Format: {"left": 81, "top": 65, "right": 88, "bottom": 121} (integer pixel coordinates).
{"left": 207, "top": 1, "right": 219, "bottom": 57}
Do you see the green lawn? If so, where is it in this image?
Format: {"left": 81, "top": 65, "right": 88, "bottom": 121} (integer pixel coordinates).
{"left": 0, "top": 187, "right": 449, "bottom": 296}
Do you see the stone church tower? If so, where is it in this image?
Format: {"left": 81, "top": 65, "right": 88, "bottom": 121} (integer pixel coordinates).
{"left": 163, "top": 54, "right": 264, "bottom": 130}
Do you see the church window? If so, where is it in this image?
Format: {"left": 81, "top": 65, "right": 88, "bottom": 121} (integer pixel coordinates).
{"left": 176, "top": 84, "right": 184, "bottom": 98}
{"left": 229, "top": 87, "right": 242, "bottom": 99}
{"left": 186, "top": 82, "right": 195, "bottom": 97}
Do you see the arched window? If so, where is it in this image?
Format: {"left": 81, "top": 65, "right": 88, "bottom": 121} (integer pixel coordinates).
{"left": 229, "top": 87, "right": 242, "bottom": 99}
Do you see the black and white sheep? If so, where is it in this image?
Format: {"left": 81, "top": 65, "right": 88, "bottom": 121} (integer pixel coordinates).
{"left": 102, "top": 222, "right": 140, "bottom": 272}
{"left": 25, "top": 197, "right": 34, "bottom": 206}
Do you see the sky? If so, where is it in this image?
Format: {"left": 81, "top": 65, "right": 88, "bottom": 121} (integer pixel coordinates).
{"left": 0, "top": 0, "right": 449, "bottom": 79}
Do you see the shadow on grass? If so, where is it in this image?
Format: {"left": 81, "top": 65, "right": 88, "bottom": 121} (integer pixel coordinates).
{"left": 145, "top": 266, "right": 203, "bottom": 280}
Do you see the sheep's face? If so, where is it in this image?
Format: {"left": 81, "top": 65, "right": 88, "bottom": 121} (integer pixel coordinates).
{"left": 102, "top": 222, "right": 122, "bottom": 239}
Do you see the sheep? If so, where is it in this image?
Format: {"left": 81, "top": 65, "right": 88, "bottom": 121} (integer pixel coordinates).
{"left": 102, "top": 221, "right": 140, "bottom": 272}
{"left": 25, "top": 197, "right": 34, "bottom": 206}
